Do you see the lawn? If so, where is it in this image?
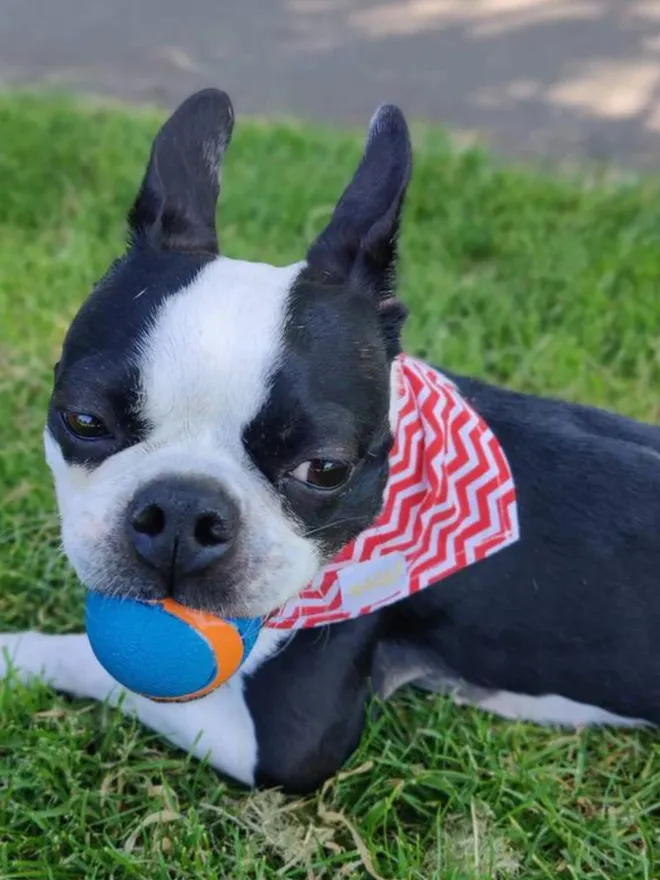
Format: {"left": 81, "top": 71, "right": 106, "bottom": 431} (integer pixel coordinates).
{"left": 1, "top": 93, "right": 660, "bottom": 879}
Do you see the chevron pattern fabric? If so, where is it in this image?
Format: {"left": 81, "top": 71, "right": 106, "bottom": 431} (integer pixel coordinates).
{"left": 267, "top": 355, "right": 520, "bottom": 630}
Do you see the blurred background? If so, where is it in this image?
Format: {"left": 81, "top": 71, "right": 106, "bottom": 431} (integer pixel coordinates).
{"left": 3, "top": 5, "right": 660, "bottom": 878}
{"left": 2, "top": 0, "right": 660, "bottom": 166}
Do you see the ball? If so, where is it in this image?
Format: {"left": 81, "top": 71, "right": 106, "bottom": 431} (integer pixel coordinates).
{"left": 85, "top": 592, "right": 262, "bottom": 702}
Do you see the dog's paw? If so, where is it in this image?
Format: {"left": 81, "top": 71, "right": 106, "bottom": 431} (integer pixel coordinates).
{"left": 0, "top": 632, "right": 115, "bottom": 700}
{"left": 0, "top": 632, "right": 27, "bottom": 675}
{"left": 0, "top": 631, "right": 57, "bottom": 683}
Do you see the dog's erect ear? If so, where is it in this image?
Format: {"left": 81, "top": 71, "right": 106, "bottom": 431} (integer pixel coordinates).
{"left": 307, "top": 104, "right": 412, "bottom": 295}
{"left": 128, "top": 89, "right": 234, "bottom": 254}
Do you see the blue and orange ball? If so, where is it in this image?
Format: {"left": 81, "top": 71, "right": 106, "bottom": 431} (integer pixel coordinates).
{"left": 85, "top": 592, "right": 262, "bottom": 702}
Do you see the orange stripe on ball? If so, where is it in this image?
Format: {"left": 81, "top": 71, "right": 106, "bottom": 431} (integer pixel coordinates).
{"left": 151, "top": 599, "right": 246, "bottom": 703}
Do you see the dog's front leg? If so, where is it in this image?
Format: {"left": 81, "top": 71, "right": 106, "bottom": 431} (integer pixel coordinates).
{"left": 0, "top": 631, "right": 259, "bottom": 787}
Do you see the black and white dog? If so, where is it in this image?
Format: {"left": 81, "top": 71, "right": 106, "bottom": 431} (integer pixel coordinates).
{"left": 2, "top": 90, "right": 660, "bottom": 794}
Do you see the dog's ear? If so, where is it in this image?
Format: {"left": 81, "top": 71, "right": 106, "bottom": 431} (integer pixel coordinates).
{"left": 128, "top": 89, "right": 234, "bottom": 254}
{"left": 308, "top": 105, "right": 412, "bottom": 287}
{"left": 307, "top": 105, "right": 412, "bottom": 353}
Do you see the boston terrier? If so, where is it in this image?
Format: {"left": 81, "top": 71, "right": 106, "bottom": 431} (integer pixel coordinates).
{"left": 2, "top": 89, "right": 659, "bottom": 794}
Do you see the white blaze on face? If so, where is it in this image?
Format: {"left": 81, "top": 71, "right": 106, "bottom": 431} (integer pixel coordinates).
{"left": 46, "top": 256, "right": 321, "bottom": 613}
{"left": 139, "top": 257, "right": 300, "bottom": 452}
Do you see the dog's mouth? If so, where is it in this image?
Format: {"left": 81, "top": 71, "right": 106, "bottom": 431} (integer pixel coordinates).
{"left": 75, "top": 541, "right": 323, "bottom": 622}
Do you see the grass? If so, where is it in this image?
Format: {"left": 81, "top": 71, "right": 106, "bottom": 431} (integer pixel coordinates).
{"left": 1, "top": 93, "right": 660, "bottom": 879}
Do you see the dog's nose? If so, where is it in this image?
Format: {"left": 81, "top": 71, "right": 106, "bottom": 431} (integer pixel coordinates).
{"left": 127, "top": 476, "right": 239, "bottom": 581}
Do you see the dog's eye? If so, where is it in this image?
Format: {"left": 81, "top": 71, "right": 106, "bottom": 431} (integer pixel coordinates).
{"left": 290, "top": 459, "right": 352, "bottom": 490}
{"left": 62, "top": 411, "right": 110, "bottom": 440}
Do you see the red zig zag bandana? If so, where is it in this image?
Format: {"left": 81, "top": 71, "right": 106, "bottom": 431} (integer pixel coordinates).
{"left": 267, "top": 355, "right": 519, "bottom": 630}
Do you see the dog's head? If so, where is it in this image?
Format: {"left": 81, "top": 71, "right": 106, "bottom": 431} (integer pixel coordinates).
{"left": 46, "top": 89, "right": 412, "bottom": 617}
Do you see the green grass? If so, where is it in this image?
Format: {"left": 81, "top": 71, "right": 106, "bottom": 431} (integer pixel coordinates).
{"left": 1, "top": 93, "right": 660, "bottom": 879}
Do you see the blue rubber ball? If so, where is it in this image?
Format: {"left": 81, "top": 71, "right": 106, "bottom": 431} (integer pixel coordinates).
{"left": 85, "top": 592, "right": 262, "bottom": 701}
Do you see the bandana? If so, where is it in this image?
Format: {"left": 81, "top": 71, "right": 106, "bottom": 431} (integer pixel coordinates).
{"left": 267, "top": 355, "right": 519, "bottom": 630}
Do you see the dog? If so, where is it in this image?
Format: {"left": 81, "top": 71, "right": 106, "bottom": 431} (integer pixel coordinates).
{"left": 2, "top": 89, "right": 660, "bottom": 795}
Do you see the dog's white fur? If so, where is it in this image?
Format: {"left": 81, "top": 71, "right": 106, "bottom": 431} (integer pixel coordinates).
{"left": 0, "top": 624, "right": 643, "bottom": 790}
{"left": 45, "top": 256, "right": 320, "bottom": 616}
{"left": 2, "top": 252, "right": 646, "bottom": 790}
{"left": 0, "top": 627, "right": 287, "bottom": 785}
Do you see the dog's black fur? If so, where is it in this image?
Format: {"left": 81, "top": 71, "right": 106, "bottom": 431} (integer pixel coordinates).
{"left": 26, "top": 90, "right": 660, "bottom": 795}
{"left": 248, "top": 379, "right": 660, "bottom": 791}
{"left": 246, "top": 97, "right": 660, "bottom": 790}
